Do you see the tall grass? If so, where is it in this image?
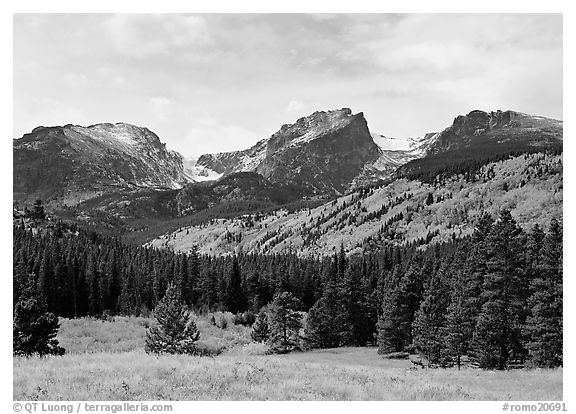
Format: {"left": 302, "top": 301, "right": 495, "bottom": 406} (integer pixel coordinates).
{"left": 13, "top": 349, "right": 562, "bottom": 401}
{"left": 56, "top": 314, "right": 252, "bottom": 355}
{"left": 13, "top": 317, "right": 562, "bottom": 401}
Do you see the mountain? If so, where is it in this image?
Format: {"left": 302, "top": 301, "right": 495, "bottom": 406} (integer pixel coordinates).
{"left": 13, "top": 123, "right": 193, "bottom": 207}
{"left": 398, "top": 110, "right": 563, "bottom": 182}
{"left": 194, "top": 108, "right": 389, "bottom": 195}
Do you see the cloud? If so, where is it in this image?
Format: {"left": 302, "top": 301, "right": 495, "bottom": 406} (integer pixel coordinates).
{"left": 148, "top": 96, "right": 173, "bottom": 121}
{"left": 285, "top": 100, "right": 304, "bottom": 113}
{"left": 62, "top": 72, "right": 89, "bottom": 87}
{"left": 383, "top": 41, "right": 484, "bottom": 72}
{"left": 104, "top": 14, "right": 213, "bottom": 58}
{"left": 14, "top": 97, "right": 89, "bottom": 135}
{"left": 13, "top": 14, "right": 562, "bottom": 151}
{"left": 284, "top": 99, "right": 324, "bottom": 118}
{"left": 97, "top": 67, "right": 126, "bottom": 86}
{"left": 184, "top": 117, "right": 262, "bottom": 155}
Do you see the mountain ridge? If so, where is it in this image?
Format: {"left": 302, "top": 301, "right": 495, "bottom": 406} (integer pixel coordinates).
{"left": 13, "top": 108, "right": 562, "bottom": 247}
{"left": 13, "top": 122, "right": 192, "bottom": 206}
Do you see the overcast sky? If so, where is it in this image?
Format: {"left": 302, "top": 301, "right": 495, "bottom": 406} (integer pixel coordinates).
{"left": 14, "top": 13, "right": 562, "bottom": 157}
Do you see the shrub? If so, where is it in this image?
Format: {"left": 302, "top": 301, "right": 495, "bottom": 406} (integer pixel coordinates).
{"left": 218, "top": 315, "right": 228, "bottom": 330}
{"left": 233, "top": 311, "right": 256, "bottom": 327}
{"left": 239, "top": 342, "right": 271, "bottom": 356}
{"left": 381, "top": 351, "right": 410, "bottom": 360}
{"left": 194, "top": 341, "right": 225, "bottom": 357}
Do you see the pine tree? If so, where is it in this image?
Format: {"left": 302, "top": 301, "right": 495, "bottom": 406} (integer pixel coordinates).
{"left": 304, "top": 290, "right": 344, "bottom": 349}
{"left": 225, "top": 256, "right": 246, "bottom": 313}
{"left": 411, "top": 268, "right": 450, "bottom": 366}
{"left": 199, "top": 264, "right": 219, "bottom": 310}
{"left": 37, "top": 249, "right": 56, "bottom": 312}
{"left": 524, "top": 218, "right": 563, "bottom": 367}
{"left": 119, "top": 265, "right": 141, "bottom": 315}
{"left": 377, "top": 268, "right": 404, "bottom": 354}
{"left": 30, "top": 199, "right": 46, "bottom": 221}
{"left": 341, "top": 261, "right": 373, "bottom": 346}
{"left": 442, "top": 261, "right": 476, "bottom": 369}
{"left": 13, "top": 287, "right": 65, "bottom": 356}
{"left": 470, "top": 210, "right": 526, "bottom": 369}
{"left": 377, "top": 264, "right": 423, "bottom": 354}
{"left": 187, "top": 246, "right": 200, "bottom": 306}
{"left": 250, "top": 309, "right": 270, "bottom": 343}
{"left": 267, "top": 291, "right": 302, "bottom": 353}
{"left": 145, "top": 284, "right": 200, "bottom": 354}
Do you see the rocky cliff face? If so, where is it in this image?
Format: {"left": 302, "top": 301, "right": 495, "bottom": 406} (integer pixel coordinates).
{"left": 428, "top": 110, "right": 563, "bottom": 155}
{"left": 194, "top": 109, "right": 382, "bottom": 195}
{"left": 13, "top": 122, "right": 192, "bottom": 206}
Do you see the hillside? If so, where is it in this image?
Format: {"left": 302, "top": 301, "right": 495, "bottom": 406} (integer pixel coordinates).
{"left": 148, "top": 152, "right": 562, "bottom": 256}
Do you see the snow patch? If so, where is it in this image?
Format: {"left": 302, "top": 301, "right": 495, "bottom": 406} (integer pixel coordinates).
{"left": 185, "top": 157, "right": 224, "bottom": 182}
{"left": 371, "top": 133, "right": 412, "bottom": 151}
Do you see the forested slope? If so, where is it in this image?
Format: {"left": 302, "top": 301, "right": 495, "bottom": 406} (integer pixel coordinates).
{"left": 149, "top": 152, "right": 562, "bottom": 256}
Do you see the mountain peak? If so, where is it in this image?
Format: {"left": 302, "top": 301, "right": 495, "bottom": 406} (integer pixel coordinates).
{"left": 14, "top": 122, "right": 192, "bottom": 205}
{"left": 452, "top": 109, "right": 561, "bottom": 133}
{"left": 269, "top": 108, "right": 366, "bottom": 152}
{"left": 193, "top": 108, "right": 378, "bottom": 194}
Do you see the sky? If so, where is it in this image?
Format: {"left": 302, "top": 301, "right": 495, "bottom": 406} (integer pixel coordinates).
{"left": 13, "top": 13, "right": 563, "bottom": 157}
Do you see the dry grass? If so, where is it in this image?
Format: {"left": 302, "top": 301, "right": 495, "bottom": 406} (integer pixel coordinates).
{"left": 13, "top": 317, "right": 563, "bottom": 401}
{"left": 56, "top": 317, "right": 149, "bottom": 354}
{"left": 56, "top": 314, "right": 252, "bottom": 355}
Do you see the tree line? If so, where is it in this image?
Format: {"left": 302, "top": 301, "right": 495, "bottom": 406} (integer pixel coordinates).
{"left": 13, "top": 210, "right": 562, "bottom": 368}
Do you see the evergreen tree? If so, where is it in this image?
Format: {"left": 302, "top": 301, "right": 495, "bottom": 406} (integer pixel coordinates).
{"left": 250, "top": 309, "right": 270, "bottom": 343}
{"left": 304, "top": 287, "right": 345, "bottom": 349}
{"left": 225, "top": 256, "right": 246, "bottom": 313}
{"left": 187, "top": 246, "right": 200, "bottom": 306}
{"left": 267, "top": 291, "right": 301, "bottom": 353}
{"left": 145, "top": 284, "right": 200, "bottom": 354}
{"left": 119, "top": 265, "right": 141, "bottom": 315}
{"left": 470, "top": 210, "right": 526, "bottom": 369}
{"left": 524, "top": 218, "right": 563, "bottom": 367}
{"left": 13, "top": 287, "right": 65, "bottom": 356}
{"left": 377, "top": 268, "right": 404, "bottom": 354}
{"left": 340, "top": 262, "right": 373, "bottom": 346}
{"left": 37, "top": 249, "right": 56, "bottom": 312}
{"left": 442, "top": 260, "right": 476, "bottom": 369}
{"left": 30, "top": 199, "right": 46, "bottom": 221}
{"left": 174, "top": 254, "right": 190, "bottom": 306}
{"left": 412, "top": 267, "right": 450, "bottom": 366}
{"left": 199, "top": 263, "right": 219, "bottom": 310}
{"left": 377, "top": 264, "right": 423, "bottom": 354}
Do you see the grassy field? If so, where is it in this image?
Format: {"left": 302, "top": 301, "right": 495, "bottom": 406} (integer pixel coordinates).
{"left": 13, "top": 316, "right": 563, "bottom": 401}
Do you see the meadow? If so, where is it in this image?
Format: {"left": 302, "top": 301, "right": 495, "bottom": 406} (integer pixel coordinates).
{"left": 13, "top": 316, "right": 563, "bottom": 401}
